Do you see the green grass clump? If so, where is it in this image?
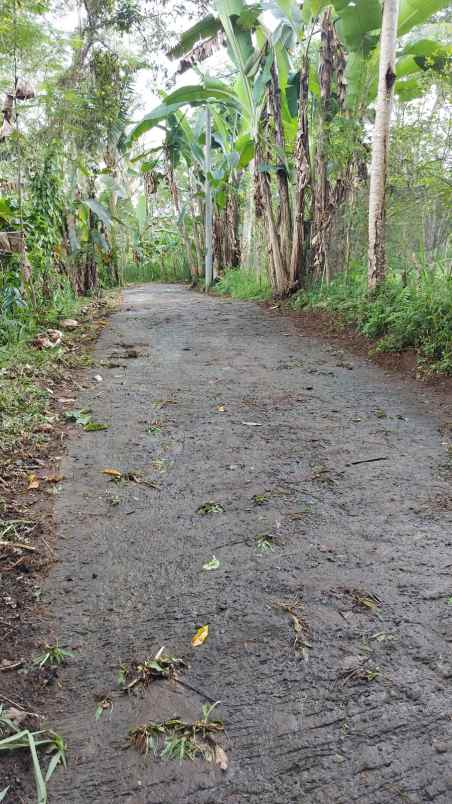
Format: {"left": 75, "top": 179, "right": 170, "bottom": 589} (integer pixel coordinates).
{"left": 214, "top": 268, "right": 271, "bottom": 300}
{"left": 291, "top": 265, "right": 452, "bottom": 374}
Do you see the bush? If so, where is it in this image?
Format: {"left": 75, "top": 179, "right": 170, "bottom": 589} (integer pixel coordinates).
{"left": 291, "top": 265, "right": 452, "bottom": 374}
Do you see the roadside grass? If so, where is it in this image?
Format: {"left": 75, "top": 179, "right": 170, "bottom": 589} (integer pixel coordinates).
{"left": 0, "top": 292, "right": 118, "bottom": 455}
{"left": 290, "top": 265, "right": 452, "bottom": 374}
{"left": 214, "top": 268, "right": 272, "bottom": 300}
{"left": 0, "top": 705, "right": 66, "bottom": 803}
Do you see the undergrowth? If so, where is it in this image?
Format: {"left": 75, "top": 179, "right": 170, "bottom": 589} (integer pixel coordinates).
{"left": 0, "top": 292, "right": 117, "bottom": 453}
{"left": 214, "top": 268, "right": 272, "bottom": 300}
{"left": 290, "top": 266, "right": 452, "bottom": 374}
{"left": 124, "top": 254, "right": 190, "bottom": 284}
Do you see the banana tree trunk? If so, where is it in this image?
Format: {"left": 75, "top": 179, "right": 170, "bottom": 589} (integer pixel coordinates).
{"left": 166, "top": 157, "right": 194, "bottom": 276}
{"left": 290, "top": 56, "right": 311, "bottom": 288}
{"left": 204, "top": 106, "right": 214, "bottom": 288}
{"left": 270, "top": 60, "right": 292, "bottom": 274}
{"left": 368, "top": 0, "right": 400, "bottom": 290}
{"left": 312, "top": 8, "right": 334, "bottom": 284}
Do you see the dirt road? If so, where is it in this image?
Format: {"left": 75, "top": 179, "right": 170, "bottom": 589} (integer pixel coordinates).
{"left": 43, "top": 284, "right": 451, "bottom": 803}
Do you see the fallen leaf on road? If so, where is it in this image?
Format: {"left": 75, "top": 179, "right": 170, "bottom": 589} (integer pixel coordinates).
{"left": 102, "top": 468, "right": 122, "bottom": 478}
{"left": 27, "top": 473, "right": 40, "bottom": 490}
{"left": 83, "top": 422, "right": 108, "bottom": 431}
{"left": 45, "top": 474, "right": 64, "bottom": 484}
{"left": 214, "top": 744, "right": 228, "bottom": 770}
{"left": 241, "top": 421, "right": 264, "bottom": 427}
{"left": 216, "top": 405, "right": 225, "bottom": 413}
{"left": 192, "top": 625, "right": 209, "bottom": 647}
{"left": 202, "top": 556, "right": 220, "bottom": 571}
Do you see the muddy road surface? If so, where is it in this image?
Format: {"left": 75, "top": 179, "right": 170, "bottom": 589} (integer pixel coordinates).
{"left": 42, "top": 284, "right": 451, "bottom": 803}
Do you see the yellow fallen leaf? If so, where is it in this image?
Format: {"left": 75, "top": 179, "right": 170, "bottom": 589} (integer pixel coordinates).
{"left": 27, "top": 473, "right": 40, "bottom": 490}
{"left": 216, "top": 405, "right": 225, "bottom": 413}
{"left": 102, "top": 468, "right": 122, "bottom": 478}
{"left": 192, "top": 624, "right": 209, "bottom": 647}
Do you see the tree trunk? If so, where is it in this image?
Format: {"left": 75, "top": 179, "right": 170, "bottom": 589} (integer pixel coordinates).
{"left": 225, "top": 186, "right": 241, "bottom": 268}
{"left": 312, "top": 8, "right": 334, "bottom": 283}
{"left": 166, "top": 155, "right": 194, "bottom": 276}
{"left": 289, "top": 56, "right": 310, "bottom": 289}
{"left": 204, "top": 106, "right": 214, "bottom": 289}
{"left": 368, "top": 0, "right": 399, "bottom": 290}
{"left": 269, "top": 60, "right": 292, "bottom": 273}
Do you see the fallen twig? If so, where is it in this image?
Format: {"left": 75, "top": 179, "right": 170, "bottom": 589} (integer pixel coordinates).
{"left": 347, "top": 457, "right": 388, "bottom": 466}
{"left": 0, "top": 541, "right": 37, "bottom": 552}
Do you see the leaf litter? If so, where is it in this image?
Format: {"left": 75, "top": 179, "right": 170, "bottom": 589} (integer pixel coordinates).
{"left": 118, "top": 647, "right": 187, "bottom": 693}
{"left": 274, "top": 599, "right": 313, "bottom": 662}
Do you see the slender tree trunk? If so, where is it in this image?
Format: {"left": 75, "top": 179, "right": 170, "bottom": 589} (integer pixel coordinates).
{"left": 269, "top": 60, "right": 292, "bottom": 274}
{"left": 368, "top": 0, "right": 399, "bottom": 290}
{"left": 242, "top": 161, "right": 255, "bottom": 269}
{"left": 204, "top": 106, "right": 214, "bottom": 288}
{"left": 188, "top": 171, "right": 203, "bottom": 276}
{"left": 166, "top": 155, "right": 193, "bottom": 276}
{"left": 289, "top": 56, "right": 310, "bottom": 288}
{"left": 225, "top": 186, "right": 241, "bottom": 268}
{"left": 312, "top": 8, "right": 334, "bottom": 283}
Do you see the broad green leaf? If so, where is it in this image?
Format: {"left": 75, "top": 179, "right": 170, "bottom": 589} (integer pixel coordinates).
{"left": 128, "top": 103, "right": 184, "bottom": 141}
{"left": 397, "top": 0, "right": 450, "bottom": 37}
{"left": 253, "top": 50, "right": 274, "bottom": 104}
{"left": 83, "top": 199, "right": 113, "bottom": 227}
{"left": 167, "top": 14, "right": 223, "bottom": 59}
{"left": 395, "top": 77, "right": 423, "bottom": 101}
{"left": 236, "top": 135, "right": 255, "bottom": 167}
{"left": 335, "top": 0, "right": 381, "bottom": 52}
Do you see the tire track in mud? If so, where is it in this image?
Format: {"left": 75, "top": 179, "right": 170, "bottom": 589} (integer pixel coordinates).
{"left": 40, "top": 284, "right": 451, "bottom": 803}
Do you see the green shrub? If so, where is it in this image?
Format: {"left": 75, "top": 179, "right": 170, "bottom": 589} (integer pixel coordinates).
{"left": 214, "top": 268, "right": 271, "bottom": 300}
{"left": 291, "top": 265, "right": 452, "bottom": 374}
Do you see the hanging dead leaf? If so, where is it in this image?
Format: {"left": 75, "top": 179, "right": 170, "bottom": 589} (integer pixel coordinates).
{"left": 192, "top": 624, "right": 209, "bottom": 647}
{"left": 102, "top": 468, "right": 122, "bottom": 479}
{"left": 27, "top": 473, "right": 40, "bottom": 490}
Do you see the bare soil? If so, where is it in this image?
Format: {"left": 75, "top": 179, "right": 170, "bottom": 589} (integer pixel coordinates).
{"left": 2, "top": 284, "right": 452, "bottom": 803}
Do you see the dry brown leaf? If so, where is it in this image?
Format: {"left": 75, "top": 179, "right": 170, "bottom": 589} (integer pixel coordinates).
{"left": 102, "top": 468, "right": 122, "bottom": 479}
{"left": 214, "top": 743, "right": 228, "bottom": 770}
{"left": 191, "top": 624, "right": 208, "bottom": 647}
{"left": 60, "top": 319, "right": 79, "bottom": 330}
{"left": 45, "top": 474, "right": 64, "bottom": 484}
